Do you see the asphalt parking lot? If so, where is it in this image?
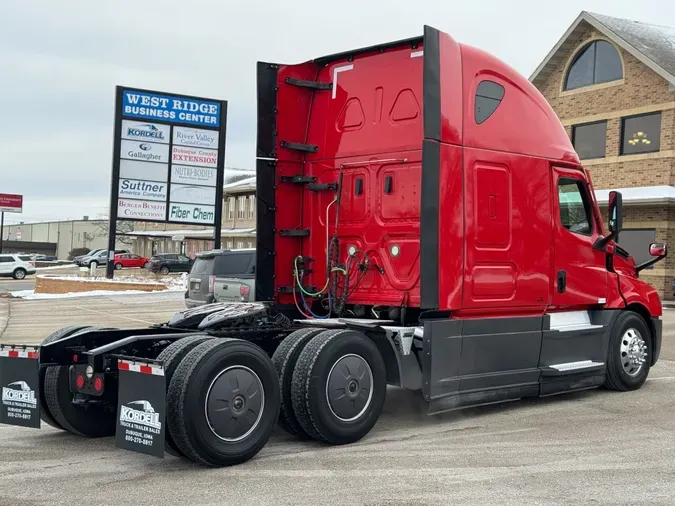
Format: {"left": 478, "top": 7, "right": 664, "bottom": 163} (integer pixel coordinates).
{"left": 0, "top": 291, "right": 186, "bottom": 343}
{"left": 0, "top": 276, "right": 36, "bottom": 294}
{"left": 1, "top": 296, "right": 675, "bottom": 505}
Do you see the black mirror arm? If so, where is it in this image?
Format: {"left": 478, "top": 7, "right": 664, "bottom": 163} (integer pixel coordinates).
{"left": 593, "top": 231, "right": 618, "bottom": 252}
{"left": 636, "top": 252, "right": 667, "bottom": 273}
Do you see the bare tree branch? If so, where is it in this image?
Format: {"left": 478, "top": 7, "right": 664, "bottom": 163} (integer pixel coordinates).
{"left": 95, "top": 212, "right": 135, "bottom": 245}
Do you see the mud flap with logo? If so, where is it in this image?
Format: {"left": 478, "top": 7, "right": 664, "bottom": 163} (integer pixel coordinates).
{"left": 0, "top": 346, "right": 41, "bottom": 428}
{"left": 115, "top": 359, "right": 165, "bottom": 458}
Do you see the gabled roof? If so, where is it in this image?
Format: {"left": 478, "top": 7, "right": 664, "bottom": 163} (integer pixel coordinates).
{"left": 530, "top": 11, "right": 675, "bottom": 88}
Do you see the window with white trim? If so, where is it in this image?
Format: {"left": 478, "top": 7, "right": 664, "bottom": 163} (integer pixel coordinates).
{"left": 248, "top": 195, "right": 256, "bottom": 218}
{"left": 237, "top": 196, "right": 247, "bottom": 219}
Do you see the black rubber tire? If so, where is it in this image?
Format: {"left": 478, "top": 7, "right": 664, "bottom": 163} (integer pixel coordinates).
{"left": 271, "top": 328, "right": 325, "bottom": 437}
{"left": 114, "top": 263, "right": 123, "bottom": 270}
{"left": 39, "top": 325, "right": 93, "bottom": 430}
{"left": 167, "top": 339, "right": 280, "bottom": 467}
{"left": 291, "top": 329, "right": 386, "bottom": 444}
{"left": 605, "top": 311, "right": 652, "bottom": 392}
{"left": 13, "top": 268, "right": 26, "bottom": 280}
{"left": 160, "top": 266, "right": 170, "bottom": 275}
{"left": 155, "top": 335, "right": 214, "bottom": 457}
{"left": 44, "top": 365, "right": 116, "bottom": 437}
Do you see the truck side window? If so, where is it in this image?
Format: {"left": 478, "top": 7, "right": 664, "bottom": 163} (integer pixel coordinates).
{"left": 475, "top": 80, "right": 505, "bottom": 124}
{"left": 558, "top": 179, "right": 592, "bottom": 235}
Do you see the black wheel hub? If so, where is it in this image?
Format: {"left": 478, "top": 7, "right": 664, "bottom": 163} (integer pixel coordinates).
{"left": 232, "top": 395, "right": 245, "bottom": 413}
{"left": 205, "top": 366, "right": 264, "bottom": 442}
{"left": 326, "top": 354, "right": 373, "bottom": 422}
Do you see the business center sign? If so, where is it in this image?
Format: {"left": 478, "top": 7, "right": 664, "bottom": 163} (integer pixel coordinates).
{"left": 110, "top": 86, "right": 227, "bottom": 226}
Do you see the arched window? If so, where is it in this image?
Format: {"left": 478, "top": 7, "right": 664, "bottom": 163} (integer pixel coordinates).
{"left": 564, "top": 40, "right": 623, "bottom": 91}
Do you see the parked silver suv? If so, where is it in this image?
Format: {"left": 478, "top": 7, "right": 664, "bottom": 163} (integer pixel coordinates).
{"left": 78, "top": 249, "right": 130, "bottom": 268}
{"left": 185, "top": 249, "right": 255, "bottom": 308}
{"left": 0, "top": 254, "right": 36, "bottom": 279}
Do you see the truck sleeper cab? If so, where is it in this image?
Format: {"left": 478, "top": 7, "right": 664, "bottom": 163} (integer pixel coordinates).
{"left": 0, "top": 25, "right": 666, "bottom": 469}
{"left": 256, "top": 25, "right": 664, "bottom": 409}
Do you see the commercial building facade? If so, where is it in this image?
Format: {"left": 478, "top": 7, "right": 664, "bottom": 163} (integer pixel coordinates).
{"left": 0, "top": 218, "right": 126, "bottom": 259}
{"left": 130, "top": 175, "right": 257, "bottom": 257}
{"left": 531, "top": 11, "right": 675, "bottom": 298}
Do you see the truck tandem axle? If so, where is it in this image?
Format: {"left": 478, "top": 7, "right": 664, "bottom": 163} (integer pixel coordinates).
{"left": 0, "top": 299, "right": 662, "bottom": 467}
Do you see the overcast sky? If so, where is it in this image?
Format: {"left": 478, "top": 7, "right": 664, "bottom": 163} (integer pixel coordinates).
{"left": 1, "top": 0, "right": 673, "bottom": 224}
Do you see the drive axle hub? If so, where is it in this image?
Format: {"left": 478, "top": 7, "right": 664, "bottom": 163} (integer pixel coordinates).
{"left": 620, "top": 328, "right": 647, "bottom": 377}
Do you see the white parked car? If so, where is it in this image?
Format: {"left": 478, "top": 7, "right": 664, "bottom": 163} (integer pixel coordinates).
{"left": 0, "top": 254, "right": 36, "bottom": 280}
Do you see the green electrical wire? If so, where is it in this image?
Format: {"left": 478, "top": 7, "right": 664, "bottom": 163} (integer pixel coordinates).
{"left": 294, "top": 255, "right": 346, "bottom": 297}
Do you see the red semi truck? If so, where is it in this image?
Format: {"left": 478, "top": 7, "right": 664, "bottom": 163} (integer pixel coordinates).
{"left": 0, "top": 25, "right": 667, "bottom": 467}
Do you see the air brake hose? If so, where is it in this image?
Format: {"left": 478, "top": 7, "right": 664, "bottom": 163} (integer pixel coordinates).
{"left": 293, "top": 256, "right": 345, "bottom": 298}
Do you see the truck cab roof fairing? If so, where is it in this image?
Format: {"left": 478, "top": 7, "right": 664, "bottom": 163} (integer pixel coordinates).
{"left": 459, "top": 43, "right": 580, "bottom": 165}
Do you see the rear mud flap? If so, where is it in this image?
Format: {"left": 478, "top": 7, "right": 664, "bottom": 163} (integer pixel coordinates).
{"left": 115, "top": 359, "right": 166, "bottom": 458}
{"left": 0, "top": 346, "right": 41, "bottom": 428}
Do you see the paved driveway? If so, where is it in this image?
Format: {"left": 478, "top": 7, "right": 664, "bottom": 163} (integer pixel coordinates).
{"left": 0, "top": 291, "right": 186, "bottom": 344}
{"left": 0, "top": 299, "right": 674, "bottom": 505}
{"left": 0, "top": 277, "right": 35, "bottom": 294}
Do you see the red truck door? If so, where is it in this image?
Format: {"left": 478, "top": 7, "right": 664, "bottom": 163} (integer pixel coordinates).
{"left": 552, "top": 167, "right": 608, "bottom": 308}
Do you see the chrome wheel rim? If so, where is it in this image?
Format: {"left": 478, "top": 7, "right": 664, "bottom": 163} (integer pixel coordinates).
{"left": 620, "top": 328, "right": 647, "bottom": 377}
{"left": 205, "top": 365, "right": 265, "bottom": 442}
{"left": 326, "top": 354, "right": 373, "bottom": 422}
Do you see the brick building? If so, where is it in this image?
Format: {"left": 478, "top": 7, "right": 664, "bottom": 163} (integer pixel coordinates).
{"left": 530, "top": 11, "right": 675, "bottom": 298}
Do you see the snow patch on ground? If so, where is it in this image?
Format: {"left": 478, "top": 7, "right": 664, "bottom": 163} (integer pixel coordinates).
{"left": 35, "top": 264, "right": 77, "bottom": 271}
{"left": 10, "top": 289, "right": 176, "bottom": 300}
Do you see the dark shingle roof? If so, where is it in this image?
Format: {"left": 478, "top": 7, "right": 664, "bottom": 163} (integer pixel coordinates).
{"left": 590, "top": 12, "right": 675, "bottom": 79}
{"left": 530, "top": 11, "right": 675, "bottom": 88}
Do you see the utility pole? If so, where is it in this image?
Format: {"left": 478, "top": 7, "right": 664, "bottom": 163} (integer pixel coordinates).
{"left": 0, "top": 212, "right": 4, "bottom": 254}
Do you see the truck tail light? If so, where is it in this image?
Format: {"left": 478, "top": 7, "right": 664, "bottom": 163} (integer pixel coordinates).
{"left": 75, "top": 374, "right": 85, "bottom": 390}
{"left": 94, "top": 376, "right": 104, "bottom": 393}
{"left": 240, "top": 284, "right": 250, "bottom": 297}
{"left": 208, "top": 276, "right": 215, "bottom": 293}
